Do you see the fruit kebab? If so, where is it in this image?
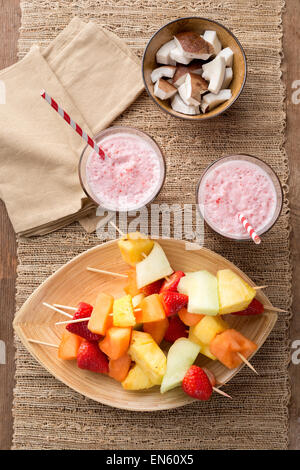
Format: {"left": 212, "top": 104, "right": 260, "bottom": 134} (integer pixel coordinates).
{"left": 29, "top": 232, "right": 270, "bottom": 403}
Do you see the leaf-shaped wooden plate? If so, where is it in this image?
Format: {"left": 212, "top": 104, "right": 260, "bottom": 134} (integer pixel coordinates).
{"left": 13, "top": 239, "right": 277, "bottom": 411}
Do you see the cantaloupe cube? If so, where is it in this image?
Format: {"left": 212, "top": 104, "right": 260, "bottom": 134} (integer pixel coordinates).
{"left": 118, "top": 232, "right": 154, "bottom": 266}
{"left": 129, "top": 331, "right": 167, "bottom": 385}
{"left": 88, "top": 293, "right": 114, "bottom": 335}
{"left": 217, "top": 269, "right": 256, "bottom": 314}
{"left": 122, "top": 364, "right": 154, "bottom": 390}
{"left": 109, "top": 353, "right": 132, "bottom": 382}
{"left": 140, "top": 294, "right": 166, "bottom": 323}
{"left": 188, "top": 331, "right": 216, "bottom": 360}
{"left": 99, "top": 326, "right": 132, "bottom": 360}
{"left": 143, "top": 317, "right": 169, "bottom": 344}
{"left": 190, "top": 315, "right": 228, "bottom": 346}
{"left": 178, "top": 308, "right": 204, "bottom": 326}
{"left": 113, "top": 295, "right": 136, "bottom": 327}
{"left": 210, "top": 329, "right": 257, "bottom": 369}
{"left": 124, "top": 268, "right": 140, "bottom": 297}
{"left": 58, "top": 330, "right": 82, "bottom": 360}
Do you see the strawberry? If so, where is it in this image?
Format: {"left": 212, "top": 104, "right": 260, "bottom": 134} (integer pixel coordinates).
{"left": 182, "top": 365, "right": 213, "bottom": 401}
{"left": 141, "top": 279, "right": 164, "bottom": 296}
{"left": 160, "top": 271, "right": 185, "bottom": 293}
{"left": 66, "top": 302, "right": 101, "bottom": 342}
{"left": 231, "top": 298, "right": 264, "bottom": 316}
{"left": 164, "top": 315, "right": 188, "bottom": 343}
{"left": 77, "top": 340, "right": 109, "bottom": 374}
{"left": 159, "top": 291, "right": 188, "bottom": 317}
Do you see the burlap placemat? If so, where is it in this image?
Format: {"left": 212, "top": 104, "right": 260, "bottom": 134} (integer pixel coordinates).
{"left": 12, "top": 0, "right": 290, "bottom": 450}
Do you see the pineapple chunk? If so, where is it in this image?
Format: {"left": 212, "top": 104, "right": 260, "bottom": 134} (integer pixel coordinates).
{"left": 118, "top": 232, "right": 154, "bottom": 266}
{"left": 217, "top": 269, "right": 256, "bottom": 314}
{"left": 122, "top": 364, "right": 155, "bottom": 390}
{"left": 190, "top": 315, "right": 228, "bottom": 345}
{"left": 188, "top": 331, "right": 217, "bottom": 360}
{"left": 136, "top": 242, "right": 173, "bottom": 289}
{"left": 113, "top": 295, "right": 136, "bottom": 327}
{"left": 129, "top": 331, "right": 167, "bottom": 385}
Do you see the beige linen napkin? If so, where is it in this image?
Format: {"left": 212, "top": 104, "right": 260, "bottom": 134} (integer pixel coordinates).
{"left": 0, "top": 17, "right": 144, "bottom": 236}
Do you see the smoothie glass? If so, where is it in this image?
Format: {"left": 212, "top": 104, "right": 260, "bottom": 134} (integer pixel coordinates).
{"left": 79, "top": 126, "right": 166, "bottom": 212}
{"left": 196, "top": 154, "right": 283, "bottom": 241}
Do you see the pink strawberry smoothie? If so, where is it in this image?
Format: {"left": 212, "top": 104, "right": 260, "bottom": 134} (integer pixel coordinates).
{"left": 86, "top": 131, "right": 165, "bottom": 211}
{"left": 198, "top": 158, "right": 278, "bottom": 238}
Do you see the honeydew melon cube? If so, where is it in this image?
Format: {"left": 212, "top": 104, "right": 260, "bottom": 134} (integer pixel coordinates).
{"left": 160, "top": 338, "right": 201, "bottom": 393}
{"left": 179, "top": 270, "right": 219, "bottom": 315}
{"left": 136, "top": 242, "right": 173, "bottom": 289}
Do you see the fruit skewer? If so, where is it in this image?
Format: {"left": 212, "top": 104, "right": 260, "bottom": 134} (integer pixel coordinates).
{"left": 36, "top": 234, "right": 277, "bottom": 399}
{"left": 85, "top": 265, "right": 281, "bottom": 313}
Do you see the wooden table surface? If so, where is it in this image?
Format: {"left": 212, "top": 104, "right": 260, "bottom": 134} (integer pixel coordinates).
{"left": 0, "top": 0, "right": 299, "bottom": 450}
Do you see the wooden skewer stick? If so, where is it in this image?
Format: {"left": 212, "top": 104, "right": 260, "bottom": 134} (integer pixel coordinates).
{"left": 28, "top": 339, "right": 59, "bottom": 348}
{"left": 237, "top": 352, "right": 258, "bottom": 375}
{"left": 53, "top": 304, "right": 77, "bottom": 311}
{"left": 56, "top": 317, "right": 91, "bottom": 326}
{"left": 110, "top": 220, "right": 125, "bottom": 237}
{"left": 263, "top": 305, "right": 287, "bottom": 313}
{"left": 86, "top": 267, "right": 127, "bottom": 278}
{"left": 212, "top": 387, "right": 232, "bottom": 399}
{"left": 43, "top": 302, "right": 73, "bottom": 318}
{"left": 253, "top": 286, "right": 268, "bottom": 290}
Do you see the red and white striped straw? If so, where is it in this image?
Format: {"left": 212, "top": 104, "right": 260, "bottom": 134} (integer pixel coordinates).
{"left": 238, "top": 213, "right": 261, "bottom": 245}
{"left": 40, "top": 90, "right": 106, "bottom": 160}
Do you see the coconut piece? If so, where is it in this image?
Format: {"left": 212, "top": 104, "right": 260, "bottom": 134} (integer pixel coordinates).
{"left": 222, "top": 67, "right": 233, "bottom": 89}
{"left": 156, "top": 40, "right": 177, "bottom": 65}
{"left": 203, "top": 30, "right": 222, "bottom": 55}
{"left": 202, "top": 56, "right": 226, "bottom": 94}
{"left": 171, "top": 94, "right": 200, "bottom": 115}
{"left": 170, "top": 47, "right": 193, "bottom": 65}
{"left": 172, "top": 66, "right": 189, "bottom": 87}
{"left": 151, "top": 66, "right": 176, "bottom": 83}
{"left": 178, "top": 83, "right": 199, "bottom": 106}
{"left": 174, "top": 32, "right": 214, "bottom": 60}
{"left": 188, "top": 62, "right": 203, "bottom": 75}
{"left": 217, "top": 47, "right": 234, "bottom": 67}
{"left": 178, "top": 73, "right": 208, "bottom": 106}
{"left": 201, "top": 89, "right": 232, "bottom": 113}
{"left": 153, "top": 79, "right": 177, "bottom": 100}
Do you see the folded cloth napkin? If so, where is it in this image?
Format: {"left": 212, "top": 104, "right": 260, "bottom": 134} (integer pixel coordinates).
{"left": 0, "top": 17, "right": 144, "bottom": 236}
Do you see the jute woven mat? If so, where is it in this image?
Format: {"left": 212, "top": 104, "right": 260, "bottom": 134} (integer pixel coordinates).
{"left": 12, "top": 0, "right": 290, "bottom": 450}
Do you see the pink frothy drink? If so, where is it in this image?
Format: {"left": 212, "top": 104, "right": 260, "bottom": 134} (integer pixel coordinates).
{"left": 80, "top": 127, "right": 165, "bottom": 212}
{"left": 197, "top": 155, "right": 283, "bottom": 240}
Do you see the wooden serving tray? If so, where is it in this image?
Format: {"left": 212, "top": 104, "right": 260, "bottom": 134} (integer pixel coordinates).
{"left": 13, "top": 239, "right": 277, "bottom": 411}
